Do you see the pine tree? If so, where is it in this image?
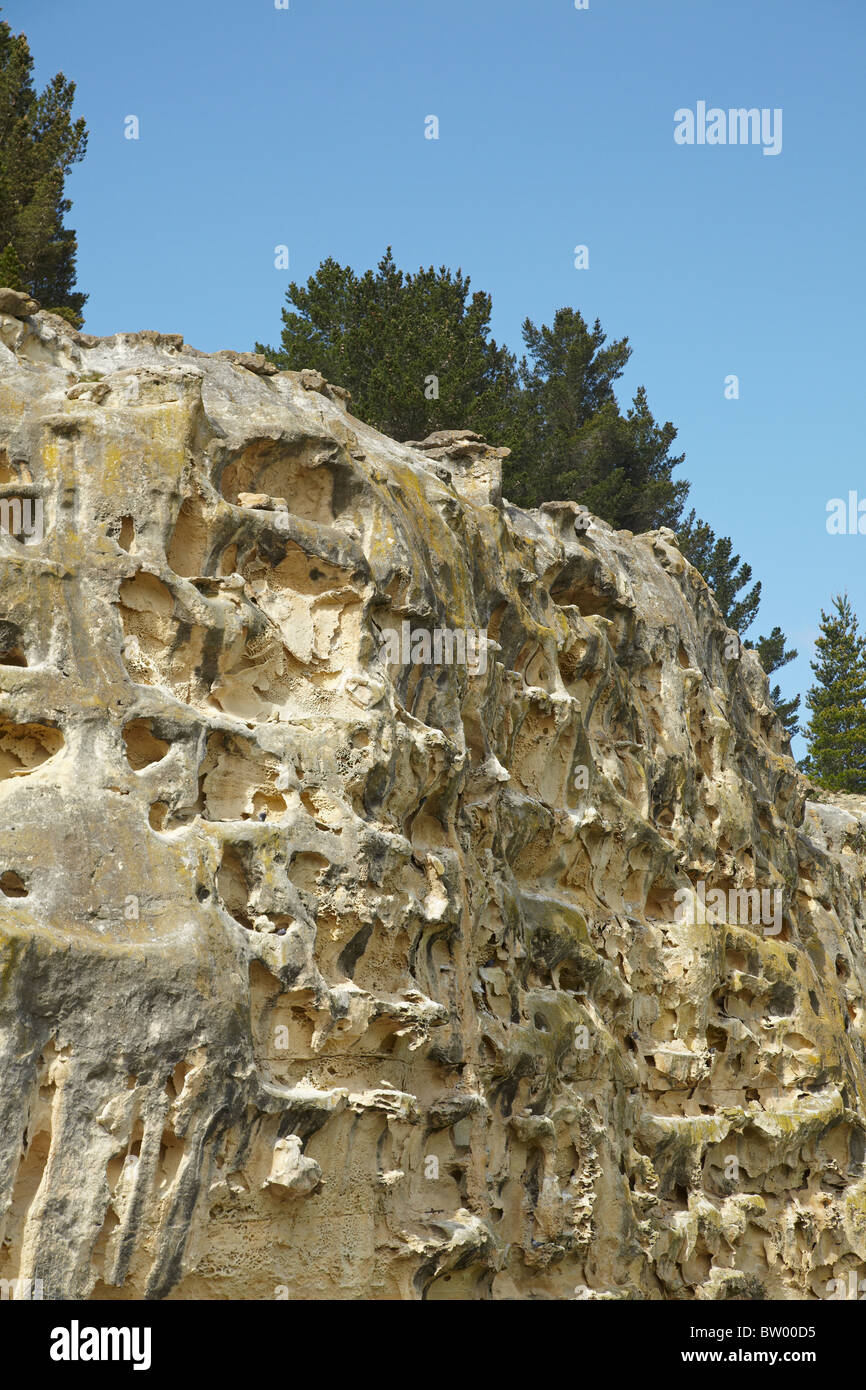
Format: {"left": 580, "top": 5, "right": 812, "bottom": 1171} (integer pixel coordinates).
{"left": 802, "top": 594, "right": 866, "bottom": 792}
{"left": 0, "top": 16, "right": 88, "bottom": 326}
{"left": 258, "top": 248, "right": 519, "bottom": 445}
{"left": 507, "top": 308, "right": 688, "bottom": 531}
{"left": 677, "top": 510, "right": 762, "bottom": 632}
{"left": 677, "top": 512, "right": 800, "bottom": 737}
{"left": 749, "top": 626, "right": 800, "bottom": 737}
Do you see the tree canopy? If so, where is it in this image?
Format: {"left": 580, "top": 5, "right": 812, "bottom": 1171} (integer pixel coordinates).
{"left": 677, "top": 511, "right": 800, "bottom": 736}
{"left": 257, "top": 248, "right": 518, "bottom": 446}
{"left": 508, "top": 309, "right": 688, "bottom": 532}
{"left": 0, "top": 14, "right": 88, "bottom": 325}
{"left": 802, "top": 594, "right": 866, "bottom": 791}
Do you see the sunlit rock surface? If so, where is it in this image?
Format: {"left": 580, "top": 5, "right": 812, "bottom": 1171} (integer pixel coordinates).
{"left": 0, "top": 297, "right": 865, "bottom": 1301}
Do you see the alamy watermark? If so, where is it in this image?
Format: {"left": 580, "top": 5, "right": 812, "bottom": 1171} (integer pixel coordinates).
{"left": 827, "top": 1271, "right": 866, "bottom": 1300}
{"left": 826, "top": 492, "right": 866, "bottom": 535}
{"left": 675, "top": 881, "right": 783, "bottom": 936}
{"left": 0, "top": 497, "right": 43, "bottom": 542}
{"left": 50, "top": 1321, "right": 151, "bottom": 1370}
{"left": 674, "top": 103, "right": 782, "bottom": 157}
{"left": 377, "top": 620, "right": 488, "bottom": 676}
{"left": 0, "top": 1275, "right": 43, "bottom": 1300}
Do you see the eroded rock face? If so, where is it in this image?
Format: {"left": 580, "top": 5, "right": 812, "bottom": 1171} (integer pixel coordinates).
{"left": 1, "top": 299, "right": 865, "bottom": 1301}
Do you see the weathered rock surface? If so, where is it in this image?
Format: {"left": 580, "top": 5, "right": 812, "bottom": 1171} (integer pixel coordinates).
{"left": 1, "top": 298, "right": 865, "bottom": 1301}
{"left": 0, "top": 288, "right": 40, "bottom": 318}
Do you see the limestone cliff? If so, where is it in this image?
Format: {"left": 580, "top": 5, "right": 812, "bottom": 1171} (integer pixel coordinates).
{"left": 1, "top": 292, "right": 865, "bottom": 1301}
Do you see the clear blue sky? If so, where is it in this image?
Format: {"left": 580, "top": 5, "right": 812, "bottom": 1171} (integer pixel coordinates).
{"left": 7, "top": 0, "right": 866, "bottom": 757}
